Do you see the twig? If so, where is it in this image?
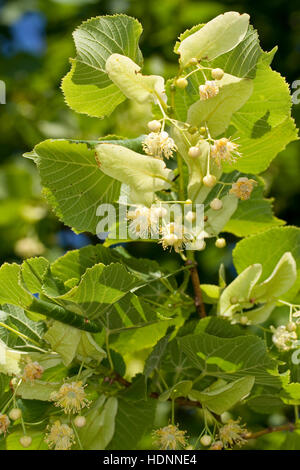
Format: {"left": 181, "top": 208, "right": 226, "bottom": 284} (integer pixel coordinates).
{"left": 111, "top": 373, "right": 298, "bottom": 440}
{"left": 244, "top": 423, "right": 297, "bottom": 440}
{"left": 185, "top": 259, "right": 206, "bottom": 318}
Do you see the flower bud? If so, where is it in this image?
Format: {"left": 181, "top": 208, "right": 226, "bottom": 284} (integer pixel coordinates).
{"left": 175, "top": 78, "right": 188, "bottom": 89}
{"left": 147, "top": 120, "right": 161, "bottom": 132}
{"left": 188, "top": 146, "right": 201, "bottom": 158}
{"left": 185, "top": 211, "right": 196, "bottom": 223}
{"left": 74, "top": 416, "right": 87, "bottom": 428}
{"left": 211, "top": 68, "right": 224, "bottom": 80}
{"left": 203, "top": 174, "right": 217, "bottom": 187}
{"left": 189, "top": 58, "right": 198, "bottom": 66}
{"left": 215, "top": 237, "right": 226, "bottom": 248}
{"left": 20, "top": 436, "right": 32, "bottom": 448}
{"left": 9, "top": 408, "right": 22, "bottom": 421}
{"left": 240, "top": 316, "right": 249, "bottom": 325}
{"left": 200, "top": 435, "right": 212, "bottom": 446}
{"left": 210, "top": 198, "right": 223, "bottom": 210}
{"left": 286, "top": 322, "right": 297, "bottom": 332}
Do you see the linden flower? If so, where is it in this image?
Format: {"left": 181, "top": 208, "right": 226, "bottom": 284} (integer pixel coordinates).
{"left": 199, "top": 80, "right": 219, "bottom": 100}
{"left": 210, "top": 138, "right": 241, "bottom": 167}
{"left": 153, "top": 424, "right": 188, "bottom": 450}
{"left": 50, "top": 381, "right": 90, "bottom": 414}
{"left": 159, "top": 222, "right": 189, "bottom": 253}
{"left": 22, "top": 361, "right": 44, "bottom": 382}
{"left": 218, "top": 419, "right": 247, "bottom": 448}
{"left": 45, "top": 421, "right": 75, "bottom": 450}
{"left": 0, "top": 414, "right": 10, "bottom": 435}
{"left": 142, "top": 131, "right": 177, "bottom": 159}
{"left": 271, "top": 325, "right": 298, "bottom": 351}
{"left": 127, "top": 206, "right": 164, "bottom": 239}
{"left": 230, "top": 177, "right": 257, "bottom": 200}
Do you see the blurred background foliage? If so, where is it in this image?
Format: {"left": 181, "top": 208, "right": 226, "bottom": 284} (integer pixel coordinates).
{"left": 0, "top": 0, "right": 299, "bottom": 450}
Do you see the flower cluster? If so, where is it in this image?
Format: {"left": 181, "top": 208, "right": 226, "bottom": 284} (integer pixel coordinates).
{"left": 0, "top": 414, "right": 10, "bottom": 435}
{"left": 50, "top": 381, "right": 90, "bottom": 414}
{"left": 210, "top": 138, "right": 240, "bottom": 167}
{"left": 217, "top": 418, "right": 247, "bottom": 448}
{"left": 22, "top": 361, "right": 44, "bottom": 382}
{"left": 142, "top": 131, "right": 177, "bottom": 159}
{"left": 271, "top": 325, "right": 298, "bottom": 351}
{"left": 127, "top": 205, "right": 166, "bottom": 239}
{"left": 153, "top": 424, "right": 188, "bottom": 450}
{"left": 230, "top": 177, "right": 257, "bottom": 200}
{"left": 45, "top": 421, "right": 75, "bottom": 450}
{"left": 199, "top": 80, "right": 219, "bottom": 100}
{"left": 159, "top": 222, "right": 190, "bottom": 253}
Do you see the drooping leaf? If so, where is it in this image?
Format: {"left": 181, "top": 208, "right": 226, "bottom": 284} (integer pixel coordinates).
{"left": 106, "top": 54, "right": 165, "bottom": 104}
{"left": 233, "top": 227, "right": 300, "bottom": 300}
{"left": 177, "top": 12, "right": 250, "bottom": 67}
{"left": 95, "top": 143, "right": 173, "bottom": 205}
{"left": 218, "top": 264, "right": 262, "bottom": 317}
{"left": 251, "top": 252, "right": 297, "bottom": 302}
{"left": 159, "top": 380, "right": 193, "bottom": 401}
{"left": 43, "top": 322, "right": 82, "bottom": 366}
{"left": 77, "top": 395, "right": 118, "bottom": 450}
{"left": 189, "top": 376, "right": 255, "bottom": 414}
{"left": 108, "top": 397, "right": 156, "bottom": 450}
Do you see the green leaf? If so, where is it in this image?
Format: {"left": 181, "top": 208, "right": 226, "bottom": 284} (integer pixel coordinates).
{"left": 199, "top": 284, "right": 221, "bottom": 304}
{"left": 224, "top": 177, "right": 285, "bottom": 236}
{"left": 280, "top": 383, "right": 300, "bottom": 405}
{"left": 77, "top": 332, "right": 106, "bottom": 363}
{"left": 0, "top": 304, "right": 45, "bottom": 349}
{"left": 232, "top": 62, "right": 293, "bottom": 137}
{"left": 177, "top": 12, "right": 250, "bottom": 67}
{"left": 106, "top": 54, "right": 165, "bottom": 103}
{"left": 95, "top": 143, "right": 173, "bottom": 205}
{"left": 246, "top": 394, "right": 284, "bottom": 414}
{"left": 227, "top": 117, "right": 298, "bottom": 174}
{"left": 51, "top": 262, "right": 139, "bottom": 319}
{"left": 108, "top": 398, "right": 156, "bottom": 450}
{"left": 280, "top": 430, "right": 300, "bottom": 450}
{"left": 225, "top": 60, "right": 299, "bottom": 174}
{"left": 20, "top": 257, "right": 50, "bottom": 294}
{"left": 6, "top": 429, "right": 48, "bottom": 450}
{"left": 187, "top": 73, "right": 253, "bottom": 138}
{"left": 34, "top": 140, "right": 121, "bottom": 234}
{"left": 144, "top": 328, "right": 174, "bottom": 380}
{"left": 17, "top": 380, "right": 60, "bottom": 401}
{"left": 189, "top": 376, "right": 255, "bottom": 414}
{"left": 233, "top": 227, "right": 300, "bottom": 300}
{"left": 206, "top": 26, "right": 262, "bottom": 79}
{"left": 77, "top": 395, "right": 118, "bottom": 450}
{"left": 218, "top": 264, "right": 262, "bottom": 318}
{"left": 178, "top": 332, "right": 284, "bottom": 388}
{"left": 43, "top": 322, "right": 82, "bottom": 366}
{"left": 0, "top": 263, "right": 32, "bottom": 308}
{"left": 62, "top": 15, "right": 143, "bottom": 118}
{"left": 195, "top": 317, "right": 244, "bottom": 338}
